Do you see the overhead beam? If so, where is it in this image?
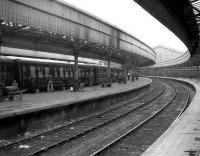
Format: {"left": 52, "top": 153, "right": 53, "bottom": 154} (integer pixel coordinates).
{"left": 133, "top": 0, "right": 197, "bottom": 54}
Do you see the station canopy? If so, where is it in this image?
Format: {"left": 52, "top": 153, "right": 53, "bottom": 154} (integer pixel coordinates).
{"left": 0, "top": 0, "right": 156, "bottom": 67}
{"left": 134, "top": 0, "right": 200, "bottom": 56}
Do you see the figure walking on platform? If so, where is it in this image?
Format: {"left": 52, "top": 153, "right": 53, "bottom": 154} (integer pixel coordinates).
{"left": 47, "top": 73, "right": 54, "bottom": 92}
{"left": 128, "top": 72, "right": 130, "bottom": 81}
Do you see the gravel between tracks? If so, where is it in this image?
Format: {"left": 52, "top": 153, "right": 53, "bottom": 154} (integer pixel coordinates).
{"left": 99, "top": 79, "right": 194, "bottom": 156}
{"left": 37, "top": 81, "right": 173, "bottom": 156}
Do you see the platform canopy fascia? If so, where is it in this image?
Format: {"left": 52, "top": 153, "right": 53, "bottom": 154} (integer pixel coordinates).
{"left": 133, "top": 0, "right": 199, "bottom": 56}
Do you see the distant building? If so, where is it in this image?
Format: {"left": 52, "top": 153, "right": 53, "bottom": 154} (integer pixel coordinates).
{"left": 153, "top": 46, "right": 183, "bottom": 63}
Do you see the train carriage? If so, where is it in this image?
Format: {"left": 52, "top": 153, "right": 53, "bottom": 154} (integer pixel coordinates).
{"left": 1, "top": 55, "right": 122, "bottom": 92}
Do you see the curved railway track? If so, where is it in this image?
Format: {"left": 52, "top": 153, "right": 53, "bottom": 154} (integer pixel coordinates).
{"left": 57, "top": 80, "right": 176, "bottom": 156}
{"left": 93, "top": 80, "right": 192, "bottom": 156}
{"left": 0, "top": 82, "right": 164, "bottom": 156}
{"left": 0, "top": 79, "right": 193, "bottom": 156}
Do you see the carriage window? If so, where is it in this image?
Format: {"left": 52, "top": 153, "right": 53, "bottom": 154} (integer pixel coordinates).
{"left": 52, "top": 67, "right": 58, "bottom": 77}
{"left": 78, "top": 68, "right": 81, "bottom": 77}
{"left": 87, "top": 69, "right": 90, "bottom": 76}
{"left": 98, "top": 68, "right": 101, "bottom": 75}
{"left": 60, "top": 68, "right": 64, "bottom": 78}
{"left": 56, "top": 68, "right": 59, "bottom": 77}
{"left": 84, "top": 69, "right": 86, "bottom": 77}
{"left": 38, "top": 66, "right": 44, "bottom": 78}
{"left": 70, "top": 68, "right": 74, "bottom": 77}
{"left": 65, "top": 68, "right": 69, "bottom": 77}
{"left": 81, "top": 70, "right": 85, "bottom": 77}
{"left": 45, "top": 67, "right": 49, "bottom": 78}
{"left": 69, "top": 67, "right": 73, "bottom": 77}
{"left": 6, "top": 65, "right": 13, "bottom": 81}
{"left": 90, "top": 70, "right": 93, "bottom": 77}
{"left": 22, "top": 66, "right": 26, "bottom": 72}
{"left": 22, "top": 65, "right": 28, "bottom": 80}
{"left": 71, "top": 72, "right": 73, "bottom": 77}
{"left": 30, "top": 66, "right": 36, "bottom": 78}
{"left": 104, "top": 69, "right": 106, "bottom": 75}
{"left": 87, "top": 68, "right": 90, "bottom": 76}
{"left": 80, "top": 70, "right": 82, "bottom": 77}
{"left": 1, "top": 64, "right": 6, "bottom": 80}
{"left": 54, "top": 67, "right": 58, "bottom": 78}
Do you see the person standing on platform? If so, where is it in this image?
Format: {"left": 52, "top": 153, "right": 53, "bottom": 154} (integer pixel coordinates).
{"left": 47, "top": 73, "right": 54, "bottom": 92}
{"left": 128, "top": 72, "right": 130, "bottom": 81}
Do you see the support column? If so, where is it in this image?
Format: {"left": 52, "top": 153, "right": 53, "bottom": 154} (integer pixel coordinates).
{"left": 18, "top": 60, "right": 22, "bottom": 89}
{"left": 123, "top": 63, "right": 127, "bottom": 84}
{"left": 0, "top": 38, "right": 2, "bottom": 102}
{"left": 74, "top": 53, "right": 79, "bottom": 81}
{"left": 135, "top": 67, "right": 139, "bottom": 80}
{"left": 107, "top": 57, "right": 111, "bottom": 82}
{"left": 197, "top": 65, "right": 199, "bottom": 81}
{"left": 73, "top": 48, "right": 79, "bottom": 91}
{"left": 131, "top": 64, "right": 135, "bottom": 82}
{"left": 134, "top": 60, "right": 139, "bottom": 80}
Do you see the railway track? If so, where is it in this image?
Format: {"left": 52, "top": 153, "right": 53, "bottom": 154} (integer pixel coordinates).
{"left": 53, "top": 80, "right": 175, "bottom": 156}
{"left": 38, "top": 80, "right": 189, "bottom": 156}
{"left": 91, "top": 80, "right": 192, "bottom": 156}
{"left": 0, "top": 82, "right": 165, "bottom": 156}
{"left": 1, "top": 79, "right": 191, "bottom": 156}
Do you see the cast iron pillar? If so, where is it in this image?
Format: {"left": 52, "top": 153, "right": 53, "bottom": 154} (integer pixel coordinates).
{"left": 136, "top": 67, "right": 139, "bottom": 80}
{"left": 73, "top": 48, "right": 80, "bottom": 91}
{"left": 197, "top": 65, "right": 199, "bottom": 81}
{"left": 107, "top": 57, "right": 111, "bottom": 82}
{"left": 123, "top": 63, "right": 127, "bottom": 84}
{"left": 131, "top": 64, "right": 135, "bottom": 82}
{"left": 0, "top": 38, "right": 2, "bottom": 102}
{"left": 74, "top": 50, "right": 79, "bottom": 81}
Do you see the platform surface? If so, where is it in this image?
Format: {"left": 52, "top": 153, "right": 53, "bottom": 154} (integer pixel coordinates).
{"left": 0, "top": 77, "right": 151, "bottom": 120}
{"left": 142, "top": 78, "right": 200, "bottom": 156}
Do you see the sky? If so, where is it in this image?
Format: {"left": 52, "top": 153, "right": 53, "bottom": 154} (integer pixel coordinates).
{"left": 62, "top": 0, "right": 187, "bottom": 52}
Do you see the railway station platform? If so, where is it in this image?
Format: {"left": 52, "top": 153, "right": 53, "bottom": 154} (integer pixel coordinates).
{"left": 0, "top": 77, "right": 151, "bottom": 120}
{"left": 142, "top": 77, "right": 200, "bottom": 156}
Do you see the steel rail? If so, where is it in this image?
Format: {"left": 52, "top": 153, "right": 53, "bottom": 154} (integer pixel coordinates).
{"left": 88, "top": 80, "right": 190, "bottom": 156}
{"left": 0, "top": 82, "right": 160, "bottom": 154}
{"left": 15, "top": 82, "right": 165, "bottom": 156}
{"left": 22, "top": 83, "right": 164, "bottom": 156}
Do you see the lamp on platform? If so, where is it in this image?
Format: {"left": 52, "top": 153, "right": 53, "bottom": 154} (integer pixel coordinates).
{"left": 0, "top": 38, "right": 2, "bottom": 102}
